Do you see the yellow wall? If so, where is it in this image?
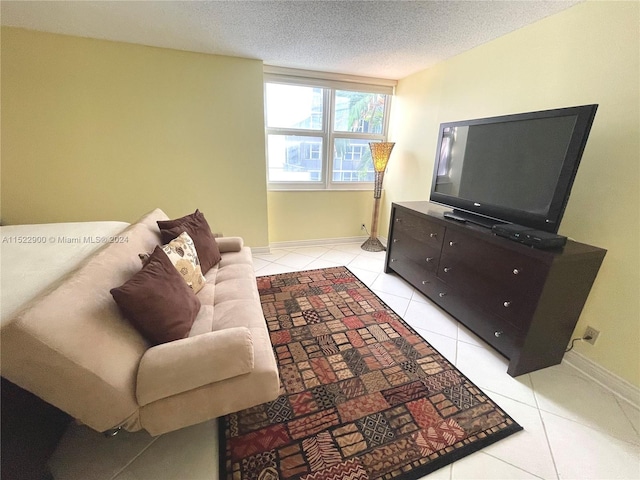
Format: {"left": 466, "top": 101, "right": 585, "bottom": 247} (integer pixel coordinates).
{"left": 385, "top": 1, "right": 639, "bottom": 386}
{"left": 1, "top": 28, "right": 269, "bottom": 247}
{"left": 267, "top": 190, "right": 375, "bottom": 244}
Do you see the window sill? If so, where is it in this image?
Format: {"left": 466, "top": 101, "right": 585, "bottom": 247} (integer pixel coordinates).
{"left": 268, "top": 187, "right": 380, "bottom": 193}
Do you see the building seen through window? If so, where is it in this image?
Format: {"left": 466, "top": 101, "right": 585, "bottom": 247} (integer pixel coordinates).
{"left": 265, "top": 79, "right": 391, "bottom": 189}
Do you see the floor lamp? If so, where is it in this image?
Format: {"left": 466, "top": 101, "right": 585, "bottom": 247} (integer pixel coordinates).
{"left": 361, "top": 142, "right": 395, "bottom": 252}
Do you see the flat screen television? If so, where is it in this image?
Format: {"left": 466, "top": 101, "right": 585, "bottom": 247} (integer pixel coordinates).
{"left": 429, "top": 104, "right": 598, "bottom": 233}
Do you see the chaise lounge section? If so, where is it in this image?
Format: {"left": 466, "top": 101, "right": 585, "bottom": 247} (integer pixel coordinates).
{"left": 0, "top": 208, "right": 280, "bottom": 436}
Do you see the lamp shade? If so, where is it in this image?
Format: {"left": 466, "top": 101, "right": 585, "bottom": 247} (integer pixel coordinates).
{"left": 369, "top": 142, "right": 395, "bottom": 172}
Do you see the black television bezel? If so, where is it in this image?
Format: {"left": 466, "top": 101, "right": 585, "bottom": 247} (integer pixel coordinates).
{"left": 429, "top": 104, "right": 598, "bottom": 233}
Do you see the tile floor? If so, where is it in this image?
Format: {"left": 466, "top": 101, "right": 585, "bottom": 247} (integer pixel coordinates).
{"left": 49, "top": 242, "right": 640, "bottom": 480}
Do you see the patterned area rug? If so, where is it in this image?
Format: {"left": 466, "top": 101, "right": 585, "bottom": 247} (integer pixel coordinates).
{"left": 219, "top": 266, "right": 522, "bottom": 480}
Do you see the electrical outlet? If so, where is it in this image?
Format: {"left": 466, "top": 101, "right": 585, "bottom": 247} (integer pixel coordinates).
{"left": 584, "top": 326, "right": 600, "bottom": 345}
{"left": 361, "top": 223, "right": 366, "bottom": 231}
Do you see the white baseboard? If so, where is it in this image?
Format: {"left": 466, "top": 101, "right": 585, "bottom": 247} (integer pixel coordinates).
{"left": 250, "top": 246, "right": 271, "bottom": 254}
{"left": 250, "top": 235, "right": 388, "bottom": 257}
{"left": 564, "top": 350, "right": 640, "bottom": 409}
{"left": 268, "top": 236, "right": 368, "bottom": 250}
{"left": 249, "top": 237, "right": 366, "bottom": 254}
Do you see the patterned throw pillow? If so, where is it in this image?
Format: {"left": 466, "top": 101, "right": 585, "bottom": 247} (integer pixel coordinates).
{"left": 160, "top": 232, "right": 206, "bottom": 294}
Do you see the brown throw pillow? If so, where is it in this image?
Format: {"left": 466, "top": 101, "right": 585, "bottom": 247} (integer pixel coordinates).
{"left": 157, "top": 210, "right": 222, "bottom": 272}
{"left": 111, "top": 246, "right": 200, "bottom": 345}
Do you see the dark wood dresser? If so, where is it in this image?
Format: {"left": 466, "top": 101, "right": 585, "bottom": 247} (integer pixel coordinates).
{"left": 385, "top": 201, "right": 606, "bottom": 376}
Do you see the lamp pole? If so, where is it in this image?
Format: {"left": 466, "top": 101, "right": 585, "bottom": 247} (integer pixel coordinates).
{"left": 361, "top": 142, "right": 395, "bottom": 252}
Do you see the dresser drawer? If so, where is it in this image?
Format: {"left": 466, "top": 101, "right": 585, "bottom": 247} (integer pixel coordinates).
{"left": 393, "top": 209, "right": 444, "bottom": 251}
{"left": 387, "top": 254, "right": 437, "bottom": 298}
{"left": 450, "top": 296, "right": 524, "bottom": 359}
{"left": 437, "top": 258, "right": 537, "bottom": 331}
{"left": 388, "top": 230, "right": 441, "bottom": 274}
{"left": 441, "top": 229, "right": 547, "bottom": 294}
{"left": 439, "top": 290, "right": 523, "bottom": 359}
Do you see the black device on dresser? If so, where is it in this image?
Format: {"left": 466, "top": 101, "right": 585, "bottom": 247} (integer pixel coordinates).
{"left": 491, "top": 224, "right": 567, "bottom": 249}
{"left": 385, "top": 202, "right": 606, "bottom": 376}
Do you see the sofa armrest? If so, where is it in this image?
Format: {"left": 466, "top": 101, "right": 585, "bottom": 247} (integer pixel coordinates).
{"left": 216, "top": 236, "right": 243, "bottom": 253}
{"left": 136, "top": 327, "right": 254, "bottom": 406}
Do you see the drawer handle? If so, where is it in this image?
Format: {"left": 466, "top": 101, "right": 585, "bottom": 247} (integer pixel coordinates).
{"left": 430, "top": 233, "right": 438, "bottom": 238}
{"left": 425, "top": 257, "right": 434, "bottom": 263}
{"left": 396, "top": 218, "right": 402, "bottom": 222}
{"left": 422, "top": 280, "right": 430, "bottom": 285}
{"left": 390, "top": 258, "right": 397, "bottom": 262}
{"left": 393, "top": 238, "right": 398, "bottom": 243}
{"left": 449, "top": 241, "right": 456, "bottom": 246}
{"left": 503, "top": 301, "right": 512, "bottom": 308}
{"left": 513, "top": 268, "right": 520, "bottom": 275}
{"left": 438, "top": 292, "right": 447, "bottom": 298}
{"left": 494, "top": 330, "right": 504, "bottom": 338}
{"left": 443, "top": 267, "right": 451, "bottom": 273}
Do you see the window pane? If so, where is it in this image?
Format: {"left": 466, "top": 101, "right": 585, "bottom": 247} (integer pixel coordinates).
{"left": 332, "top": 139, "right": 375, "bottom": 182}
{"left": 267, "top": 134, "right": 323, "bottom": 182}
{"left": 266, "top": 84, "right": 323, "bottom": 130}
{"left": 334, "top": 91, "right": 386, "bottom": 133}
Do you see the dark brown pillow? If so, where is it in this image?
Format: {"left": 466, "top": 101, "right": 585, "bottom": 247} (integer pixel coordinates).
{"left": 110, "top": 246, "right": 200, "bottom": 345}
{"left": 157, "top": 210, "right": 222, "bottom": 272}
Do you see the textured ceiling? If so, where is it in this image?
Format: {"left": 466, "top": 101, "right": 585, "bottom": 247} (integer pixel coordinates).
{"left": 1, "top": 0, "right": 582, "bottom": 80}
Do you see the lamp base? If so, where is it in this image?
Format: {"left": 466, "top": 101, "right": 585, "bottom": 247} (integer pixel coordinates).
{"left": 361, "top": 236, "right": 386, "bottom": 252}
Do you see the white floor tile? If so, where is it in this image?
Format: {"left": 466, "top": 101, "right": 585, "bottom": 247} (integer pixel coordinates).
{"left": 347, "top": 266, "right": 380, "bottom": 287}
{"left": 372, "top": 289, "right": 411, "bottom": 317}
{"left": 410, "top": 289, "right": 433, "bottom": 305}
{"left": 113, "top": 420, "right": 218, "bottom": 480}
{"left": 319, "top": 249, "right": 358, "bottom": 265}
{"left": 304, "top": 258, "right": 342, "bottom": 270}
{"left": 455, "top": 341, "right": 537, "bottom": 407}
{"left": 370, "top": 273, "right": 416, "bottom": 299}
{"left": 331, "top": 243, "right": 372, "bottom": 255}
{"left": 288, "top": 246, "right": 332, "bottom": 258}
{"left": 273, "top": 252, "right": 315, "bottom": 269}
{"left": 451, "top": 451, "right": 541, "bottom": 479}
{"left": 356, "top": 248, "right": 388, "bottom": 260}
{"left": 252, "top": 249, "right": 290, "bottom": 262}
{"left": 403, "top": 300, "right": 458, "bottom": 339}
{"left": 412, "top": 327, "right": 458, "bottom": 363}
{"left": 618, "top": 399, "right": 640, "bottom": 436}
{"left": 482, "top": 393, "right": 558, "bottom": 479}
{"left": 456, "top": 323, "right": 484, "bottom": 348}
{"left": 49, "top": 423, "right": 156, "bottom": 480}
{"left": 531, "top": 363, "right": 640, "bottom": 445}
{"left": 541, "top": 410, "right": 640, "bottom": 480}
{"left": 417, "top": 464, "right": 452, "bottom": 479}
{"left": 251, "top": 257, "right": 270, "bottom": 271}
{"left": 254, "top": 262, "right": 296, "bottom": 276}
{"left": 348, "top": 255, "right": 386, "bottom": 272}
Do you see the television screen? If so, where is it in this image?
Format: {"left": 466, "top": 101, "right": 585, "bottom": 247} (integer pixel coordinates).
{"left": 430, "top": 105, "right": 598, "bottom": 233}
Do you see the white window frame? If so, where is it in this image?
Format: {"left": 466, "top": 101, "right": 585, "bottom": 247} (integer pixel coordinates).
{"left": 264, "top": 66, "right": 396, "bottom": 191}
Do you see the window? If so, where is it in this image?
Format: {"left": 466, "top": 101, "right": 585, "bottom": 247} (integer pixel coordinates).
{"left": 264, "top": 69, "right": 394, "bottom": 190}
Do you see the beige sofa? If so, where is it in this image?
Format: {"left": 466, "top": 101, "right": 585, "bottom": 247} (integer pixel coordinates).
{"left": 0, "top": 209, "right": 280, "bottom": 436}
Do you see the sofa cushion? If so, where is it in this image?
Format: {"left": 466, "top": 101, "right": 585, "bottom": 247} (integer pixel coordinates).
{"left": 111, "top": 246, "right": 200, "bottom": 345}
{"left": 157, "top": 210, "right": 221, "bottom": 272}
{"left": 136, "top": 327, "right": 254, "bottom": 406}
